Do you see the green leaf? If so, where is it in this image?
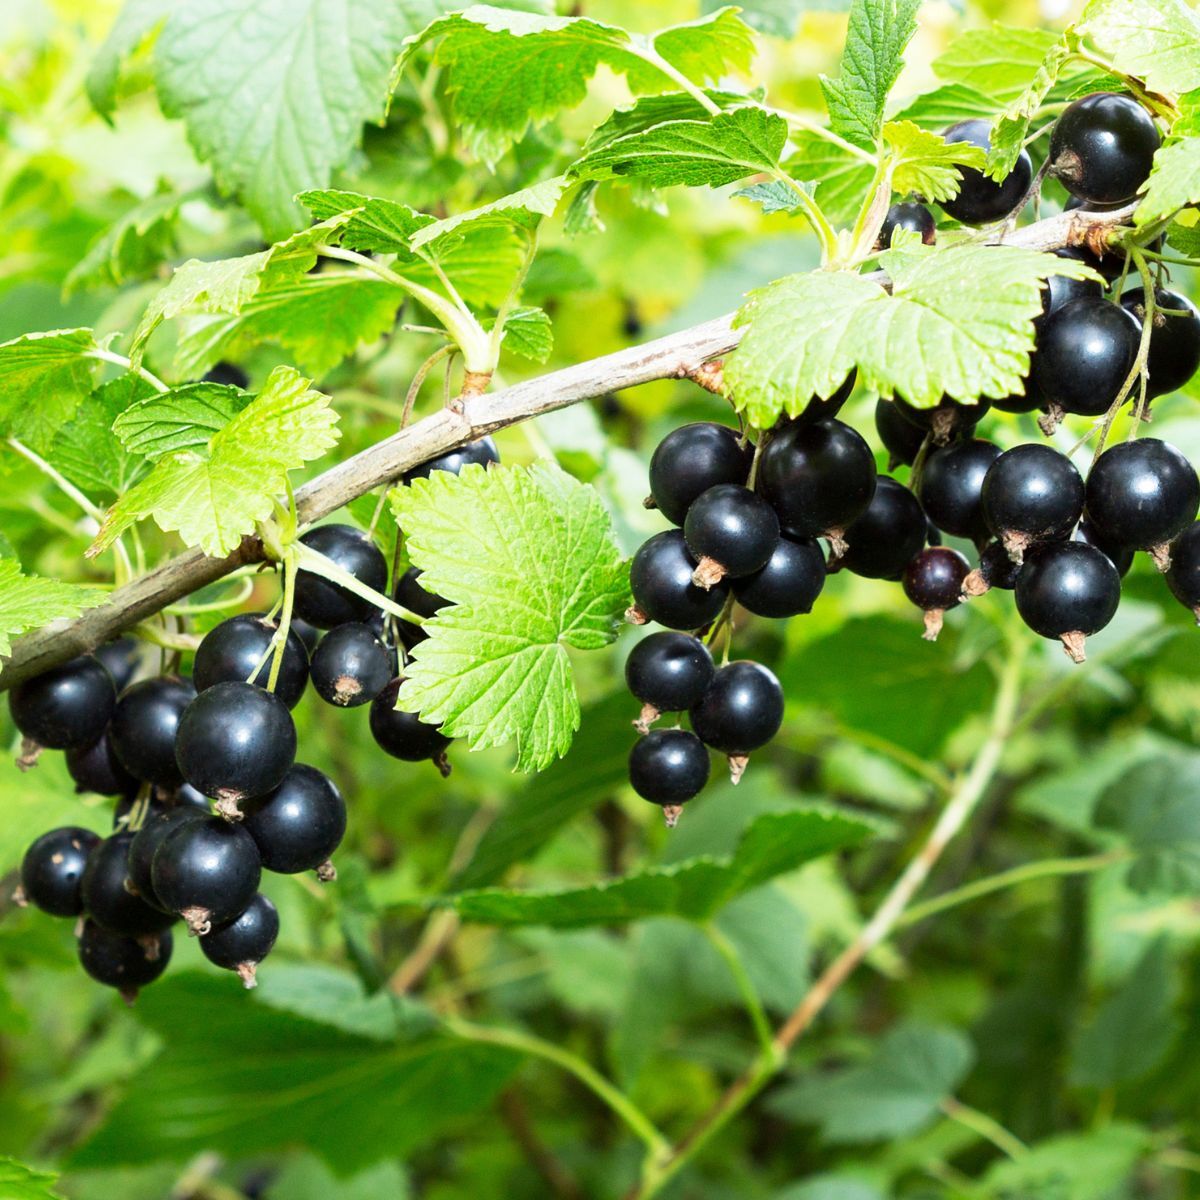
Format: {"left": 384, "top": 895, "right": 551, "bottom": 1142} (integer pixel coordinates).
{"left": 429, "top": 809, "right": 874, "bottom": 927}
{"left": 389, "top": 463, "right": 629, "bottom": 772}
{"left": 1070, "top": 940, "right": 1178, "bottom": 1087}
{"left": 892, "top": 83, "right": 999, "bottom": 128}
{"left": 979, "top": 1123, "right": 1149, "bottom": 1200}
{"left": 820, "top": 0, "right": 922, "bottom": 149}
{"left": 0, "top": 1157, "right": 65, "bottom": 1200}
{"left": 733, "top": 180, "right": 809, "bottom": 214}
{"left": 0, "top": 560, "right": 106, "bottom": 661}
{"left": 702, "top": 0, "right": 803, "bottom": 39}
{"left": 987, "top": 38, "right": 1073, "bottom": 180}
{"left": 408, "top": 177, "right": 567, "bottom": 248}
{"left": 640, "top": 8, "right": 757, "bottom": 93}
{"left": 86, "top": 0, "right": 174, "bottom": 119}
{"left": 1136, "top": 136, "right": 1200, "bottom": 226}
{"left": 932, "top": 25, "right": 1061, "bottom": 102}
{"left": 496, "top": 306, "right": 553, "bottom": 363}
{"left": 725, "top": 244, "right": 1100, "bottom": 423}
{"left": 784, "top": 131, "right": 876, "bottom": 226}
{"left": 1095, "top": 754, "right": 1200, "bottom": 894}
{"left": 0, "top": 329, "right": 101, "bottom": 452}
{"left": 298, "top": 190, "right": 434, "bottom": 254}
{"left": 90, "top": 365, "right": 339, "bottom": 557}
{"left": 265, "top": 1156, "right": 409, "bottom": 1200}
{"left": 153, "top": 0, "right": 430, "bottom": 238}
{"left": 583, "top": 91, "right": 754, "bottom": 153}
{"left": 1079, "top": 0, "right": 1200, "bottom": 97}
{"left": 775, "top": 1179, "right": 884, "bottom": 1200}
{"left": 112, "top": 382, "right": 255, "bottom": 460}
{"left": 63, "top": 187, "right": 184, "bottom": 296}
{"left": 883, "top": 120, "right": 986, "bottom": 202}
{"left": 769, "top": 1023, "right": 975, "bottom": 1143}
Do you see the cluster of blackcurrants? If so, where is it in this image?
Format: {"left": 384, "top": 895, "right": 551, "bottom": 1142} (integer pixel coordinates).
{"left": 8, "top": 437, "right": 500, "bottom": 1000}
{"left": 622, "top": 91, "right": 1200, "bottom": 824}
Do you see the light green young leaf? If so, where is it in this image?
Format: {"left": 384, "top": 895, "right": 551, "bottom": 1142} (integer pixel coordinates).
{"left": 932, "top": 25, "right": 1061, "bottom": 102}
{"left": 987, "top": 37, "right": 1073, "bottom": 180}
{"left": 734, "top": 180, "right": 810, "bottom": 214}
{"left": 583, "top": 91, "right": 754, "bottom": 153}
{"left": 980, "top": 1123, "right": 1149, "bottom": 1200}
{"left": 785, "top": 131, "right": 876, "bottom": 226}
{"left": 430, "top": 809, "right": 874, "bottom": 926}
{"left": 820, "top": 0, "right": 922, "bottom": 149}
{"left": 154, "top": 0, "right": 430, "bottom": 238}
{"left": 0, "top": 329, "right": 101, "bottom": 452}
{"left": 264, "top": 1156, "right": 409, "bottom": 1200}
{"left": 0, "top": 561, "right": 107, "bottom": 662}
{"left": 89, "top": 366, "right": 338, "bottom": 557}
{"left": 892, "top": 82, "right": 999, "bottom": 128}
{"left": 495, "top": 306, "right": 553, "bottom": 363}
{"left": 0, "top": 1156, "right": 65, "bottom": 1200}
{"left": 1136, "top": 137, "right": 1200, "bottom": 226}
{"left": 1078, "top": 0, "right": 1200, "bottom": 97}
{"left": 64, "top": 187, "right": 185, "bottom": 296}
{"left": 883, "top": 120, "right": 986, "bottom": 201}
{"left": 639, "top": 8, "right": 757, "bottom": 92}
{"left": 702, "top": 0, "right": 802, "bottom": 39}
{"left": 299, "top": 190, "right": 434, "bottom": 254}
{"left": 86, "top": 0, "right": 175, "bottom": 118}
{"left": 389, "top": 462, "right": 629, "bottom": 772}
{"left": 408, "top": 177, "right": 567, "bottom": 249}
{"left": 113, "top": 382, "right": 255, "bottom": 459}
{"left": 570, "top": 107, "right": 788, "bottom": 189}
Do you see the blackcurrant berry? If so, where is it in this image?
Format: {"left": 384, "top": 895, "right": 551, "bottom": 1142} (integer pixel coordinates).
{"left": 903, "top": 547, "right": 971, "bottom": 640}
{"left": 962, "top": 540, "right": 1023, "bottom": 599}
{"left": 1033, "top": 296, "right": 1140, "bottom": 418}
{"left": 108, "top": 675, "right": 195, "bottom": 788}
{"left": 683, "top": 484, "right": 780, "bottom": 587}
{"left": 1166, "top": 523, "right": 1200, "bottom": 622}
{"left": 1015, "top": 541, "right": 1122, "bottom": 662}
{"left": 193, "top": 613, "right": 309, "bottom": 709}
{"left": 1050, "top": 93, "right": 1161, "bottom": 206}
{"left": 9, "top": 655, "right": 116, "bottom": 751}
{"left": 242, "top": 763, "right": 346, "bottom": 878}
{"left": 790, "top": 371, "right": 857, "bottom": 426}
{"left": 78, "top": 919, "right": 172, "bottom": 1000}
{"left": 875, "top": 399, "right": 928, "bottom": 469}
{"left": 836, "top": 476, "right": 927, "bottom": 580}
{"left": 628, "top": 530, "right": 730, "bottom": 630}
{"left": 127, "top": 806, "right": 207, "bottom": 911}
{"left": 989, "top": 372, "right": 1044, "bottom": 414}
{"left": 981, "top": 444, "right": 1085, "bottom": 561}
{"left": 175, "top": 682, "right": 297, "bottom": 812}
{"left": 648, "top": 423, "right": 753, "bottom": 525}
{"left": 203, "top": 361, "right": 250, "bottom": 389}
{"left": 878, "top": 202, "right": 936, "bottom": 248}
{"left": 81, "top": 833, "right": 175, "bottom": 938}
{"left": 200, "top": 893, "right": 280, "bottom": 988}
{"left": 628, "top": 729, "right": 710, "bottom": 824}
{"left": 1064, "top": 197, "right": 1163, "bottom": 280}
{"left": 94, "top": 637, "right": 140, "bottom": 693}
{"left": 689, "top": 660, "right": 784, "bottom": 773}
{"left": 370, "top": 678, "right": 452, "bottom": 773}
{"left": 895, "top": 395, "right": 990, "bottom": 446}
{"left": 1037, "top": 247, "right": 1105, "bottom": 328}
{"left": 309, "top": 623, "right": 392, "bottom": 707}
{"left": 625, "top": 631, "right": 715, "bottom": 733}
{"left": 66, "top": 730, "right": 138, "bottom": 797}
{"left": 404, "top": 435, "right": 499, "bottom": 483}
{"left": 167, "top": 782, "right": 213, "bottom": 812}
{"left": 18, "top": 827, "right": 100, "bottom": 916}
{"left": 394, "top": 567, "right": 448, "bottom": 618}
{"left": 733, "top": 535, "right": 827, "bottom": 616}
{"left": 940, "top": 119, "right": 1034, "bottom": 225}
{"left": 1074, "top": 518, "right": 1134, "bottom": 578}
{"left": 759, "top": 419, "right": 877, "bottom": 552}
{"left": 1120, "top": 288, "right": 1200, "bottom": 399}
{"left": 289, "top": 617, "right": 320, "bottom": 657}
{"left": 293, "top": 525, "right": 388, "bottom": 629}
{"left": 918, "top": 439, "right": 1002, "bottom": 543}
{"left": 151, "top": 815, "right": 261, "bottom": 935}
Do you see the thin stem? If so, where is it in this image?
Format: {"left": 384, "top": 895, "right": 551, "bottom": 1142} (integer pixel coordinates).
{"left": 267, "top": 549, "right": 297, "bottom": 694}
{"left": 769, "top": 168, "right": 838, "bottom": 264}
{"left": 632, "top": 50, "right": 722, "bottom": 116}
{"left": 88, "top": 349, "right": 169, "bottom": 393}
{"left": 8, "top": 438, "right": 104, "bottom": 523}
{"left": 940, "top": 1097, "right": 1028, "bottom": 1161}
{"left": 293, "top": 542, "right": 422, "bottom": 624}
{"left": 403, "top": 344, "right": 456, "bottom": 428}
{"left": 704, "top": 924, "right": 776, "bottom": 1060}
{"left": 833, "top": 725, "right": 953, "bottom": 793}
{"left": 164, "top": 576, "right": 254, "bottom": 616}
{"left": 764, "top": 106, "right": 877, "bottom": 164}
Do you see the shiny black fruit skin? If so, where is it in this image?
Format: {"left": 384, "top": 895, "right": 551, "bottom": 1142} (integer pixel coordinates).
{"left": 981, "top": 444, "right": 1085, "bottom": 552}
{"left": 649, "top": 423, "right": 753, "bottom": 525}
{"left": 1015, "top": 541, "right": 1121, "bottom": 639}
{"left": 1038, "top": 247, "right": 1105, "bottom": 328}
{"left": 625, "top": 632, "right": 715, "bottom": 715}
{"left": 1166, "top": 523, "right": 1200, "bottom": 617}
{"left": 404, "top": 435, "right": 499, "bottom": 483}
{"left": 629, "top": 530, "right": 730, "bottom": 630}
{"left": 94, "top": 638, "right": 140, "bottom": 693}
{"left": 941, "top": 119, "right": 1033, "bottom": 225}
{"left": 689, "top": 661, "right": 784, "bottom": 755}
{"left": 203, "top": 361, "right": 250, "bottom": 389}
{"left": 759, "top": 420, "right": 877, "bottom": 539}
{"left": 20, "top": 827, "right": 100, "bottom": 916}
{"left": 977, "top": 541, "right": 1022, "bottom": 591}
{"left": 1033, "top": 297, "right": 1141, "bottom": 416}
{"left": 878, "top": 202, "right": 936, "bottom": 248}
{"left": 81, "top": 834, "right": 175, "bottom": 938}
{"left": 9, "top": 656, "right": 116, "bottom": 750}
{"left": 684, "top": 485, "right": 779, "bottom": 581}
{"left": 193, "top": 613, "right": 309, "bottom": 709}
{"left": 127, "top": 807, "right": 207, "bottom": 910}
{"left": 370, "top": 678, "right": 452, "bottom": 766}
{"left": 310, "top": 623, "right": 392, "bottom": 707}
{"left": 293, "top": 525, "right": 388, "bottom": 629}
{"left": 903, "top": 547, "right": 971, "bottom": 612}
{"left": 78, "top": 920, "right": 172, "bottom": 996}
{"left": 1085, "top": 438, "right": 1200, "bottom": 551}
{"left": 1074, "top": 519, "right": 1134, "bottom": 577}
{"left": 394, "top": 567, "right": 448, "bottom": 618}
{"left": 242, "top": 764, "right": 347, "bottom": 874}
{"left": 1120, "top": 288, "right": 1200, "bottom": 399}
{"left": 733, "top": 535, "right": 827, "bottom": 616}
{"left": 1050, "top": 93, "right": 1161, "bottom": 205}
{"left": 837, "top": 476, "right": 927, "bottom": 580}
{"left": 919, "top": 439, "right": 1002, "bottom": 543}
{"left": 791, "top": 371, "right": 857, "bottom": 426}
{"left": 175, "top": 682, "right": 297, "bottom": 804}
{"left": 290, "top": 618, "right": 320, "bottom": 657}
{"left": 875, "top": 399, "right": 928, "bottom": 468}
{"left": 109, "top": 676, "right": 195, "bottom": 787}
{"left": 895, "top": 395, "right": 990, "bottom": 445}
{"left": 151, "top": 816, "right": 262, "bottom": 931}
{"left": 628, "top": 729, "right": 710, "bottom": 805}
{"left": 66, "top": 731, "right": 138, "bottom": 797}
{"left": 201, "top": 893, "right": 279, "bottom": 980}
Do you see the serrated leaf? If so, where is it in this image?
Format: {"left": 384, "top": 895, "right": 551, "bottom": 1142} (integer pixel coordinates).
{"left": 932, "top": 25, "right": 1061, "bottom": 102}
{"left": 640, "top": 8, "right": 757, "bottom": 93}
{"left": 571, "top": 107, "right": 788, "bottom": 189}
{"left": 883, "top": 120, "right": 986, "bottom": 201}
{"left": 264, "top": 1156, "right": 409, "bottom": 1200}
{"left": 702, "top": 0, "right": 803, "bottom": 39}
{"left": 113, "top": 382, "right": 255, "bottom": 460}
{"left": 86, "top": 0, "right": 174, "bottom": 119}
{"left": 0, "top": 561, "right": 107, "bottom": 662}
{"left": 90, "top": 365, "right": 339, "bottom": 557}
{"left": 1136, "top": 136, "right": 1200, "bottom": 226}
{"left": 820, "top": 0, "right": 922, "bottom": 149}
{"left": 153, "top": 0, "right": 429, "bottom": 238}
{"left": 980, "top": 1124, "right": 1149, "bottom": 1200}
{"left": 1095, "top": 754, "right": 1200, "bottom": 894}
{"left": 892, "top": 83, "right": 999, "bottom": 128}
{"left": 409, "top": 177, "right": 566, "bottom": 248}
{"left": 583, "top": 91, "right": 754, "bottom": 153}
{"left": 64, "top": 187, "right": 184, "bottom": 296}
{"left": 389, "top": 463, "right": 629, "bottom": 772}
{"left": 785, "top": 131, "right": 876, "bottom": 226}
{"left": 299, "top": 190, "right": 434, "bottom": 254}
{"left": 431, "top": 809, "right": 874, "bottom": 926}
{"left": 0, "top": 1157, "right": 65, "bottom": 1200}
{"left": 496, "top": 306, "right": 553, "bottom": 363}
{"left": 725, "top": 244, "right": 1100, "bottom": 424}
{"left": 769, "top": 1023, "right": 975, "bottom": 1143}
{"left": 0, "top": 329, "right": 101, "bottom": 453}
{"left": 1079, "top": 0, "right": 1200, "bottom": 97}
{"left": 987, "top": 37, "right": 1073, "bottom": 180}
{"left": 733, "top": 180, "right": 809, "bottom": 213}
